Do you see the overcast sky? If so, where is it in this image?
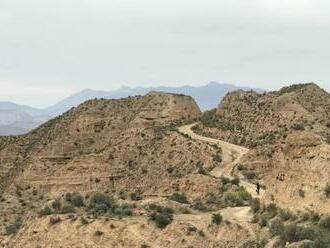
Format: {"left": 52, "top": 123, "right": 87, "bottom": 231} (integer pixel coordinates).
{"left": 0, "top": 0, "right": 329, "bottom": 107}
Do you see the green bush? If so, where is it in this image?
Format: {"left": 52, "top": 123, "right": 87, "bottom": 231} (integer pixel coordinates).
{"left": 223, "top": 187, "right": 251, "bottom": 207}
{"left": 5, "top": 218, "right": 22, "bottom": 235}
{"left": 170, "top": 192, "right": 189, "bottom": 204}
{"left": 319, "top": 216, "right": 330, "bottom": 230}
{"left": 90, "top": 193, "right": 113, "bottom": 207}
{"left": 279, "top": 209, "right": 293, "bottom": 221}
{"left": 39, "top": 206, "right": 53, "bottom": 216}
{"left": 65, "top": 192, "right": 84, "bottom": 207}
{"left": 149, "top": 212, "right": 173, "bottom": 229}
{"left": 282, "top": 224, "right": 316, "bottom": 242}
{"left": 212, "top": 213, "right": 222, "bottom": 225}
{"left": 269, "top": 218, "right": 284, "bottom": 236}
{"left": 60, "top": 203, "right": 76, "bottom": 214}
{"left": 191, "top": 200, "right": 209, "bottom": 212}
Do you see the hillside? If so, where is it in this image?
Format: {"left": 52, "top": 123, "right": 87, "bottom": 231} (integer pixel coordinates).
{"left": 1, "top": 85, "right": 330, "bottom": 247}
{"left": 194, "top": 83, "right": 330, "bottom": 214}
{"left": 0, "top": 92, "right": 259, "bottom": 247}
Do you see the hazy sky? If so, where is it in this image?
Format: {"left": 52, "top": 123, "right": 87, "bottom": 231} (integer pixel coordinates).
{"left": 0, "top": 0, "right": 329, "bottom": 107}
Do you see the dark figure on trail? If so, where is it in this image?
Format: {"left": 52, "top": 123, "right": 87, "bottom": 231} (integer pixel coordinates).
{"left": 256, "top": 182, "right": 261, "bottom": 195}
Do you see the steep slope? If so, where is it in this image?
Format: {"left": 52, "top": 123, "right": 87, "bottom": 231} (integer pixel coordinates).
{"left": 194, "top": 83, "right": 330, "bottom": 214}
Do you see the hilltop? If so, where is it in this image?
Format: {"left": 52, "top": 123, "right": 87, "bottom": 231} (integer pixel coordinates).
{"left": 0, "top": 82, "right": 262, "bottom": 135}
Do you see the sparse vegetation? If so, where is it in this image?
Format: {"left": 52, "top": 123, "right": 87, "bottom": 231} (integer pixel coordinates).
{"left": 212, "top": 213, "right": 222, "bottom": 225}
{"left": 148, "top": 205, "right": 174, "bottom": 229}
{"left": 130, "top": 192, "right": 143, "bottom": 201}
{"left": 65, "top": 192, "right": 84, "bottom": 207}
{"left": 324, "top": 183, "right": 330, "bottom": 198}
{"left": 170, "top": 192, "right": 189, "bottom": 204}
{"left": 39, "top": 206, "right": 53, "bottom": 216}
{"left": 49, "top": 216, "right": 62, "bottom": 225}
{"left": 5, "top": 218, "right": 22, "bottom": 235}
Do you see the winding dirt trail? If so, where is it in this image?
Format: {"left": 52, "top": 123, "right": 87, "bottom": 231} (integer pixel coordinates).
{"left": 178, "top": 123, "right": 264, "bottom": 199}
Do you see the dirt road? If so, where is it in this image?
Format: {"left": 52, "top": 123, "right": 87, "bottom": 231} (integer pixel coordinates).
{"left": 178, "top": 123, "right": 264, "bottom": 199}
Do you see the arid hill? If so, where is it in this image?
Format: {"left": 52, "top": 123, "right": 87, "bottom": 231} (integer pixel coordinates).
{"left": 1, "top": 86, "right": 330, "bottom": 247}
{"left": 1, "top": 92, "right": 256, "bottom": 247}
{"left": 194, "top": 83, "right": 330, "bottom": 214}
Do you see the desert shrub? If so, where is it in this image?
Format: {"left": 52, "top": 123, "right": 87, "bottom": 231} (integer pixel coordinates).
{"left": 191, "top": 200, "right": 209, "bottom": 212}
{"left": 130, "top": 192, "right": 143, "bottom": 201}
{"left": 265, "top": 203, "right": 278, "bottom": 219}
{"left": 269, "top": 218, "right": 284, "bottom": 236}
{"left": 39, "top": 206, "right": 53, "bottom": 216}
{"left": 170, "top": 192, "right": 189, "bottom": 204}
{"left": 65, "top": 192, "right": 84, "bottom": 207}
{"left": 149, "top": 212, "right": 173, "bottom": 229}
{"left": 220, "top": 176, "right": 231, "bottom": 185}
{"left": 319, "top": 216, "right": 330, "bottom": 230}
{"left": 113, "top": 204, "right": 134, "bottom": 217}
{"left": 49, "top": 216, "right": 62, "bottom": 225}
{"left": 291, "top": 123, "right": 305, "bottom": 131}
{"left": 60, "top": 203, "right": 76, "bottom": 214}
{"left": 179, "top": 207, "right": 191, "bottom": 214}
{"left": 282, "top": 224, "right": 317, "bottom": 242}
{"left": 324, "top": 184, "right": 330, "bottom": 198}
{"left": 80, "top": 217, "right": 88, "bottom": 225}
{"left": 250, "top": 198, "right": 261, "bottom": 213}
{"left": 237, "top": 164, "right": 246, "bottom": 171}
{"left": 258, "top": 215, "right": 268, "bottom": 227}
{"left": 200, "top": 110, "right": 217, "bottom": 127}
{"left": 298, "top": 189, "right": 305, "bottom": 198}
{"left": 5, "top": 218, "right": 22, "bottom": 235}
{"left": 212, "top": 213, "right": 223, "bottom": 225}
{"left": 223, "top": 187, "right": 251, "bottom": 207}
{"left": 51, "top": 199, "right": 62, "bottom": 211}
{"left": 90, "top": 193, "right": 113, "bottom": 207}
{"left": 213, "top": 154, "right": 222, "bottom": 163}
{"left": 279, "top": 209, "right": 293, "bottom": 221}
{"left": 309, "top": 211, "right": 321, "bottom": 223}
{"left": 243, "top": 170, "right": 257, "bottom": 180}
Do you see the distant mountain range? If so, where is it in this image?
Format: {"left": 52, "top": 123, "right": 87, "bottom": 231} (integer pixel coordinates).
{"left": 0, "top": 82, "right": 263, "bottom": 135}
